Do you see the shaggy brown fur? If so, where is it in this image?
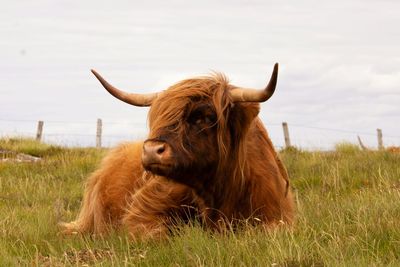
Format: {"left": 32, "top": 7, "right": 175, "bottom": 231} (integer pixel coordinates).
{"left": 60, "top": 73, "right": 295, "bottom": 240}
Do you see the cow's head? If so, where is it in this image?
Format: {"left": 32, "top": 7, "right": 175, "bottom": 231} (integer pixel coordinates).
{"left": 91, "top": 64, "right": 278, "bottom": 189}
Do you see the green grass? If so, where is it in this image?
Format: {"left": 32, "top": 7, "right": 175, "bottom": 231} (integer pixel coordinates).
{"left": 1, "top": 138, "right": 399, "bottom": 266}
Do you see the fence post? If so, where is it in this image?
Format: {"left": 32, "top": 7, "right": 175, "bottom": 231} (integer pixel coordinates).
{"left": 357, "top": 135, "right": 367, "bottom": 151}
{"left": 36, "top": 121, "right": 44, "bottom": 142}
{"left": 282, "top": 122, "right": 291, "bottom": 148}
{"left": 377, "top": 128, "right": 383, "bottom": 150}
{"left": 96, "top": 118, "right": 102, "bottom": 148}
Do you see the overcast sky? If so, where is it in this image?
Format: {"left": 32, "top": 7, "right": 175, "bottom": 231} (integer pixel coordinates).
{"left": 1, "top": 0, "right": 399, "bottom": 149}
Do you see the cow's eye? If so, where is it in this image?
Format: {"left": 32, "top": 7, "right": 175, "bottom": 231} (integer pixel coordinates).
{"left": 194, "top": 116, "right": 213, "bottom": 125}
{"left": 195, "top": 118, "right": 203, "bottom": 125}
{"left": 204, "top": 116, "right": 213, "bottom": 124}
{"left": 188, "top": 104, "right": 216, "bottom": 126}
{"left": 188, "top": 111, "right": 202, "bottom": 125}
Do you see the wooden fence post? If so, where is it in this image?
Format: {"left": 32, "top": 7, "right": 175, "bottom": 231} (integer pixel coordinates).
{"left": 357, "top": 135, "right": 367, "bottom": 151}
{"left": 96, "top": 118, "right": 102, "bottom": 148}
{"left": 36, "top": 121, "right": 44, "bottom": 142}
{"left": 377, "top": 128, "right": 383, "bottom": 150}
{"left": 282, "top": 122, "right": 292, "bottom": 148}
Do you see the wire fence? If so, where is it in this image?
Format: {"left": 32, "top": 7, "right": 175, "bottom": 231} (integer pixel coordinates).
{"left": 1, "top": 118, "right": 399, "bottom": 150}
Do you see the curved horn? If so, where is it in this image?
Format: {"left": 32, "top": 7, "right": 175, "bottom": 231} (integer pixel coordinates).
{"left": 230, "top": 63, "right": 279, "bottom": 103}
{"left": 91, "top": 69, "right": 158, "bottom": 107}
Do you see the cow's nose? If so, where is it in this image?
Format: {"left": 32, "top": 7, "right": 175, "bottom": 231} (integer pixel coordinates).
{"left": 142, "top": 141, "right": 170, "bottom": 165}
{"left": 145, "top": 142, "right": 165, "bottom": 156}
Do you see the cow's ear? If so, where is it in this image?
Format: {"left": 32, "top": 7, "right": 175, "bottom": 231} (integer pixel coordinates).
{"left": 229, "top": 102, "right": 260, "bottom": 139}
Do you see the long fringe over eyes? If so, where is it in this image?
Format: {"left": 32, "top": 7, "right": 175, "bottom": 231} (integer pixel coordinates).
{"left": 147, "top": 73, "right": 248, "bottom": 196}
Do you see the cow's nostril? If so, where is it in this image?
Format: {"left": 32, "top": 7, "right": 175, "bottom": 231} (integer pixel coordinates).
{"left": 143, "top": 141, "right": 169, "bottom": 163}
{"left": 156, "top": 144, "right": 166, "bottom": 154}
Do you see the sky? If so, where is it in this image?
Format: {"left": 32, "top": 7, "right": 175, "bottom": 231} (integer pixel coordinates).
{"left": 1, "top": 0, "right": 399, "bottom": 149}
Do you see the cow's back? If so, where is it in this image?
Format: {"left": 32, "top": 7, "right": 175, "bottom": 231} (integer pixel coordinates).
{"left": 245, "top": 119, "right": 295, "bottom": 224}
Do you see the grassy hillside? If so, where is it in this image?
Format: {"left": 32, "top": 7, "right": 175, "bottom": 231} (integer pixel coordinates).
{"left": 0, "top": 138, "right": 399, "bottom": 266}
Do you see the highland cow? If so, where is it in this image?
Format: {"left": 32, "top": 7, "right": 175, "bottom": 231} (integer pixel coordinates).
{"left": 60, "top": 63, "right": 295, "bottom": 240}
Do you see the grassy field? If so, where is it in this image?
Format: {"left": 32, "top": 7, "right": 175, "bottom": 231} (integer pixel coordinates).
{"left": 0, "top": 138, "right": 399, "bottom": 266}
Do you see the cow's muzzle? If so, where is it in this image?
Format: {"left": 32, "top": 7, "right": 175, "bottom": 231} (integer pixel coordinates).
{"left": 142, "top": 140, "right": 173, "bottom": 175}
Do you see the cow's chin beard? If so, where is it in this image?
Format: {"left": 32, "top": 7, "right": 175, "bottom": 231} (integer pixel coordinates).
{"left": 143, "top": 163, "right": 194, "bottom": 185}
{"left": 144, "top": 165, "right": 188, "bottom": 183}
{"left": 144, "top": 162, "right": 217, "bottom": 191}
{"left": 143, "top": 163, "right": 174, "bottom": 177}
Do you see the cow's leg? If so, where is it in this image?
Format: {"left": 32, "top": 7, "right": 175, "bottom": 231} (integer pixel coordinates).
{"left": 122, "top": 177, "right": 198, "bottom": 241}
{"left": 59, "top": 169, "right": 111, "bottom": 235}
